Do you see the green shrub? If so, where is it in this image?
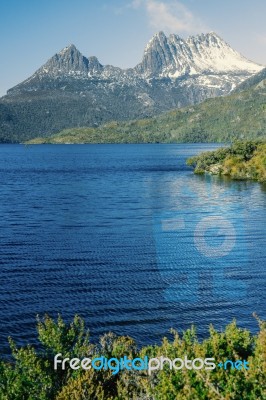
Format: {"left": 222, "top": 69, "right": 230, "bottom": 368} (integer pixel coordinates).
{"left": 0, "top": 315, "right": 265, "bottom": 399}
{"left": 187, "top": 141, "right": 266, "bottom": 182}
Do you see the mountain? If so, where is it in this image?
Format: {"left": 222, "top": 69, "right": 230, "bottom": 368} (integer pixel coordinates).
{"left": 136, "top": 31, "right": 261, "bottom": 78}
{"left": 0, "top": 32, "right": 264, "bottom": 143}
{"left": 28, "top": 67, "right": 266, "bottom": 144}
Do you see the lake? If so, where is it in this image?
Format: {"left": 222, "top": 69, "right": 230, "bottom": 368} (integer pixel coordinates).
{"left": 0, "top": 144, "right": 265, "bottom": 354}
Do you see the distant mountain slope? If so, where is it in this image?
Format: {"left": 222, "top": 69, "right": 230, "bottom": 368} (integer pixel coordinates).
{"left": 0, "top": 32, "right": 263, "bottom": 143}
{"left": 28, "top": 71, "right": 266, "bottom": 144}
{"left": 233, "top": 67, "right": 266, "bottom": 92}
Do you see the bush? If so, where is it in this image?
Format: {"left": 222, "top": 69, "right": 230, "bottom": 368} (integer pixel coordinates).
{"left": 187, "top": 141, "right": 266, "bottom": 182}
{"left": 0, "top": 315, "right": 265, "bottom": 399}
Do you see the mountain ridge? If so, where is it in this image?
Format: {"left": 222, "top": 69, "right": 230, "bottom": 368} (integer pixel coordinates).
{"left": 0, "top": 31, "right": 264, "bottom": 143}
{"left": 7, "top": 31, "right": 263, "bottom": 94}
{"left": 135, "top": 31, "right": 262, "bottom": 78}
{"left": 27, "top": 67, "right": 266, "bottom": 145}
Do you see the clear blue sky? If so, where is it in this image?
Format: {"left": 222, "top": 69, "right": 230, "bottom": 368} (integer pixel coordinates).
{"left": 0, "top": 0, "right": 266, "bottom": 96}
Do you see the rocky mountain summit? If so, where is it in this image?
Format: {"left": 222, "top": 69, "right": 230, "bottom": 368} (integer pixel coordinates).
{"left": 136, "top": 31, "right": 261, "bottom": 78}
{"left": 0, "top": 32, "right": 264, "bottom": 142}
{"left": 10, "top": 32, "right": 262, "bottom": 93}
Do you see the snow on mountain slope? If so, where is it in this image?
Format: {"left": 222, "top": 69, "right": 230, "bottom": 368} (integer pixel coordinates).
{"left": 15, "top": 31, "right": 263, "bottom": 86}
{"left": 1, "top": 31, "right": 264, "bottom": 141}
{"left": 136, "top": 32, "right": 262, "bottom": 78}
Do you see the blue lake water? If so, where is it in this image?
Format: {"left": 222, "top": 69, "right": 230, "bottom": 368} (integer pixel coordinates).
{"left": 0, "top": 144, "right": 265, "bottom": 354}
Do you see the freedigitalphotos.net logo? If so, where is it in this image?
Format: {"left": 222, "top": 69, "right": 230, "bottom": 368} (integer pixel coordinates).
{"left": 54, "top": 354, "right": 249, "bottom": 375}
{"left": 153, "top": 178, "right": 249, "bottom": 303}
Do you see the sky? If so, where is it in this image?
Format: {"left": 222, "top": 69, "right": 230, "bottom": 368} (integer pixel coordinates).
{"left": 0, "top": 0, "right": 266, "bottom": 96}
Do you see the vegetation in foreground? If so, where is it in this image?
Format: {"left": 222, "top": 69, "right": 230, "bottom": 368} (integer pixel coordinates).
{"left": 187, "top": 141, "right": 266, "bottom": 183}
{"left": 0, "top": 315, "right": 265, "bottom": 400}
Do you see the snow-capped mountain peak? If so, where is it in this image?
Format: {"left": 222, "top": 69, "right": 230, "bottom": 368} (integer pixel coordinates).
{"left": 136, "top": 31, "right": 263, "bottom": 78}
{"left": 36, "top": 44, "right": 89, "bottom": 77}
{"left": 2, "top": 31, "right": 265, "bottom": 141}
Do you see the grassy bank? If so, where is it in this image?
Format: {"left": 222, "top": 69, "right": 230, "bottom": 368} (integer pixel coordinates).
{"left": 187, "top": 141, "right": 266, "bottom": 183}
